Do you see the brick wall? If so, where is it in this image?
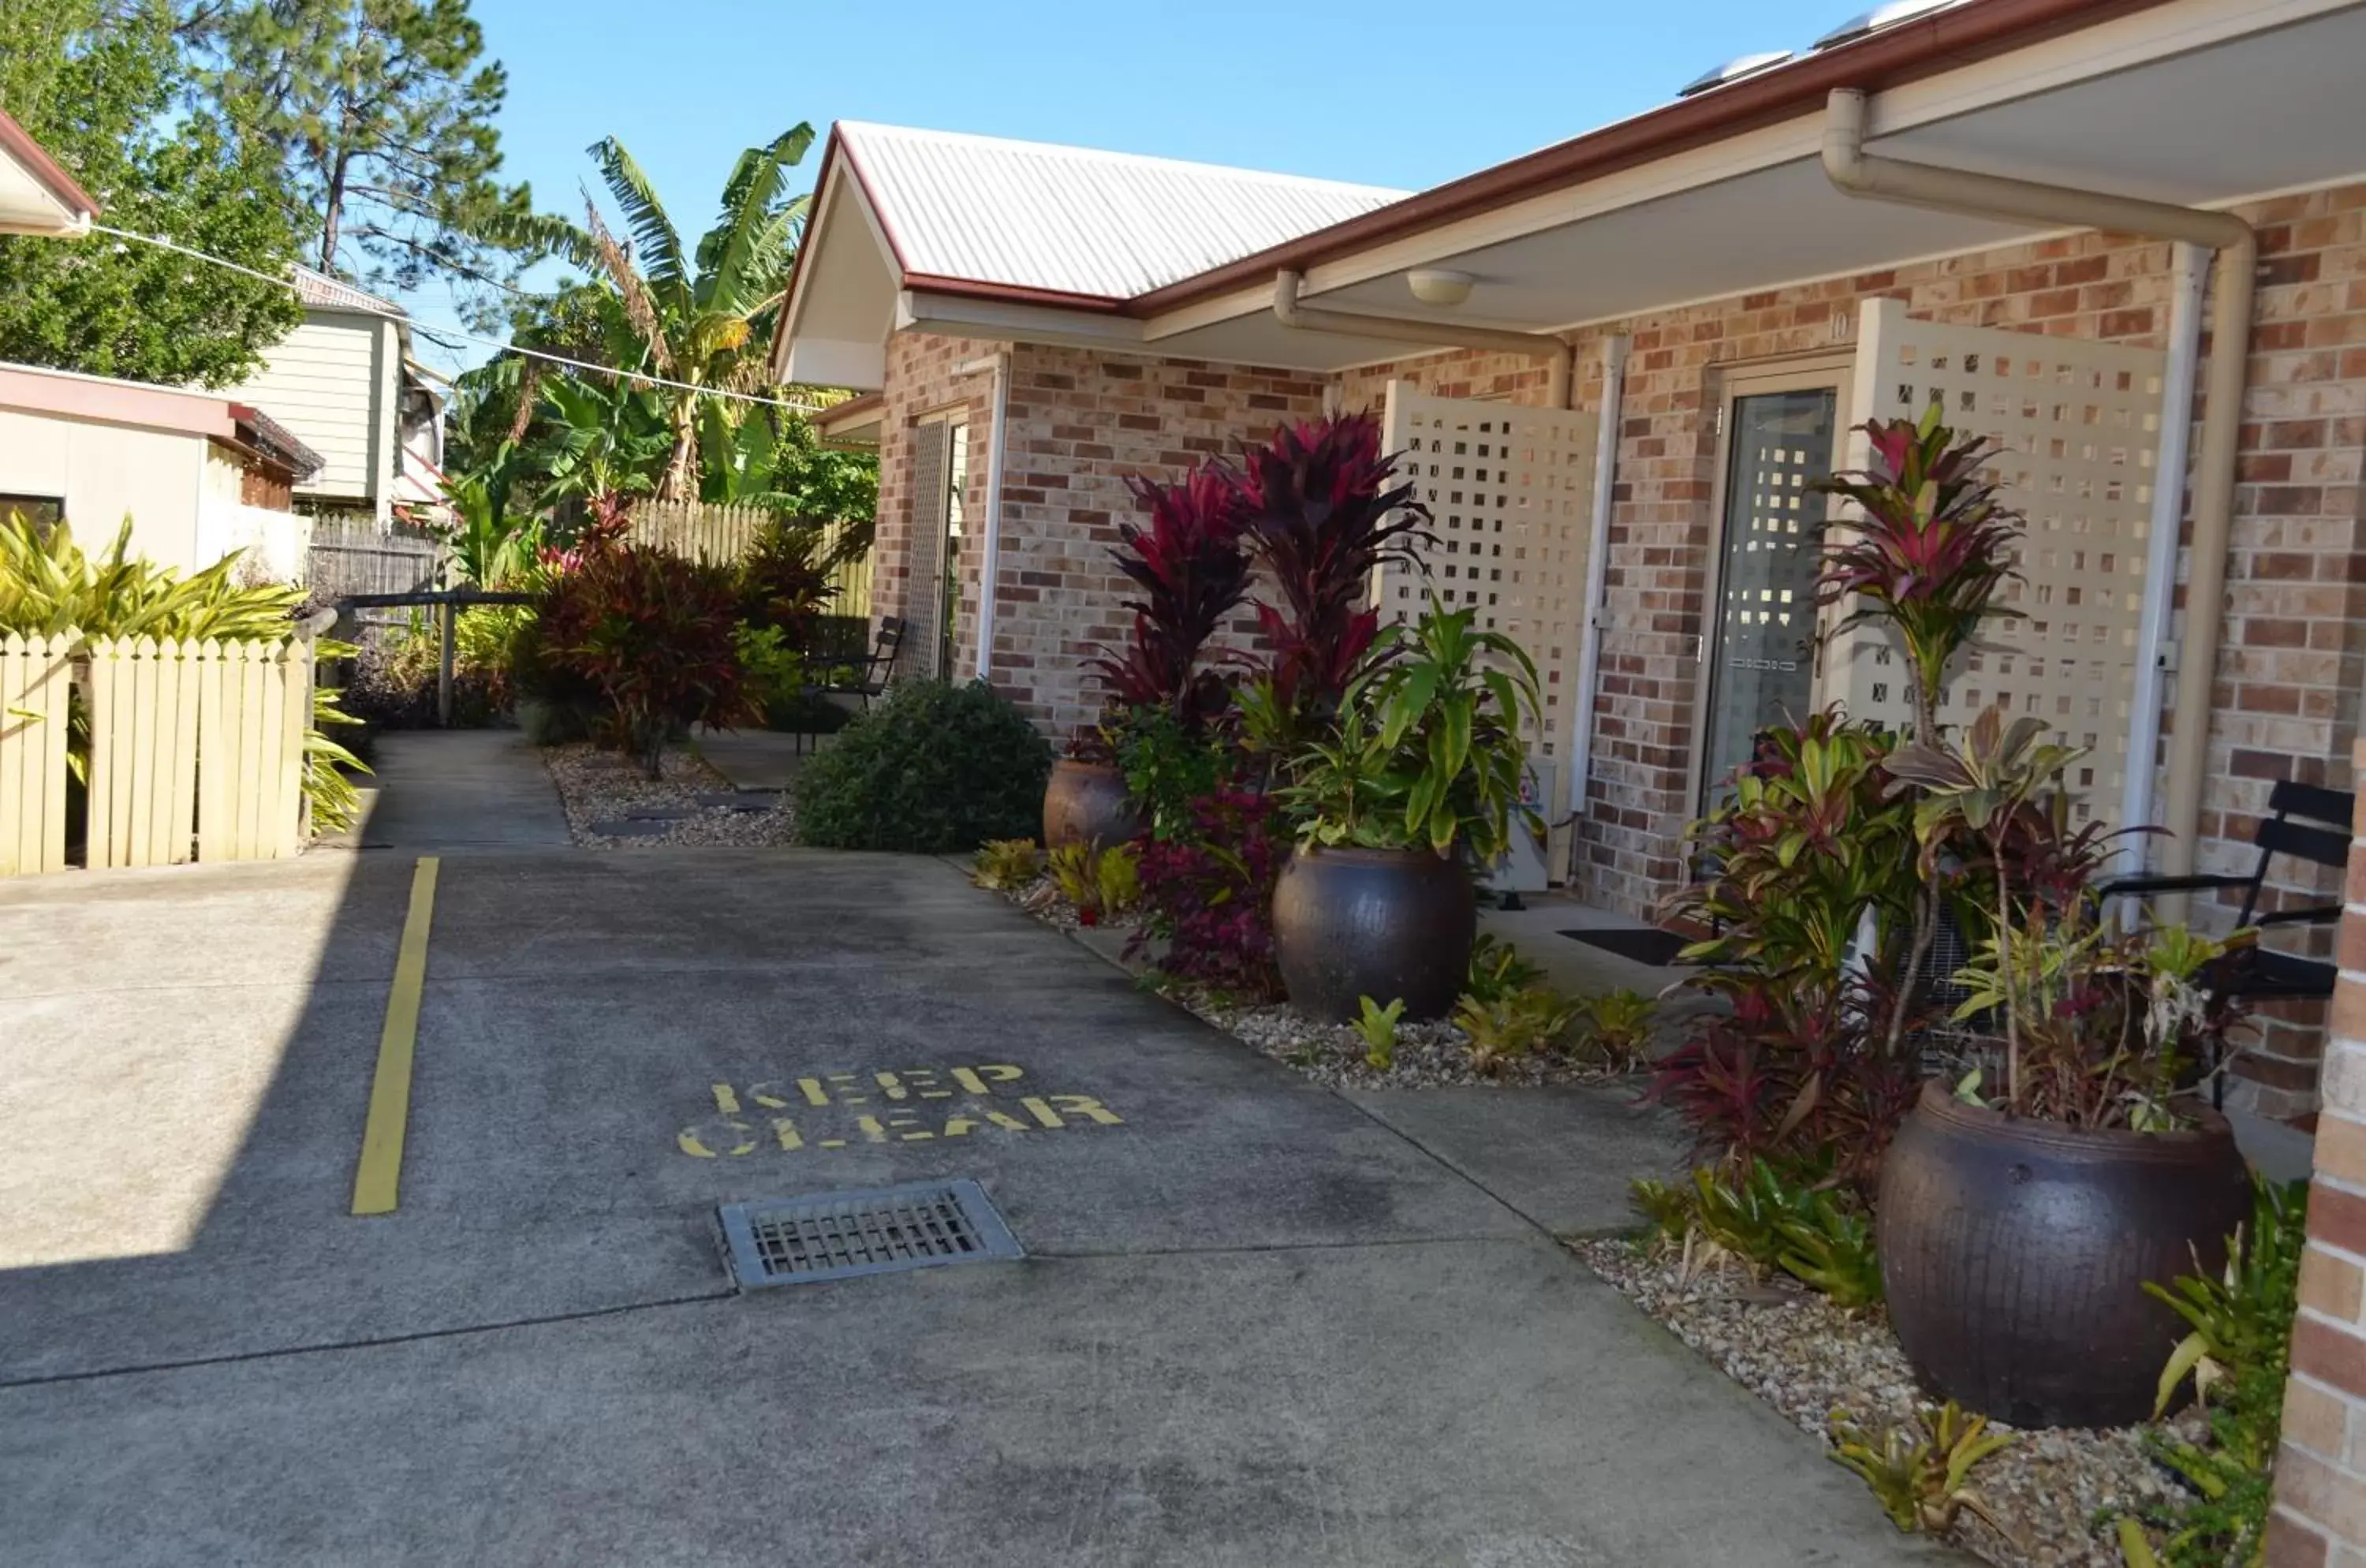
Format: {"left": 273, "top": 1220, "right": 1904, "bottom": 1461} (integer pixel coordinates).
{"left": 2272, "top": 740, "right": 2366, "bottom": 1562}
{"left": 984, "top": 344, "right": 1326, "bottom": 739}
{"left": 1336, "top": 187, "right": 2366, "bottom": 1117}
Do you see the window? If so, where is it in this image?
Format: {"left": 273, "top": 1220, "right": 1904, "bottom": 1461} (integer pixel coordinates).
{"left": 0, "top": 494, "right": 63, "bottom": 538}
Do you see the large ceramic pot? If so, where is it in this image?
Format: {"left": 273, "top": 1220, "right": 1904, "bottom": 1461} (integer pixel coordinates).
{"left": 1271, "top": 846, "right": 1475, "bottom": 1024}
{"left": 1876, "top": 1080, "right": 2250, "bottom": 1428}
{"left": 1041, "top": 759, "right": 1141, "bottom": 851}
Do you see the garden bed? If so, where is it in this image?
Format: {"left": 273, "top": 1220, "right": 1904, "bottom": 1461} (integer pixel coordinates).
{"left": 995, "top": 874, "right": 1648, "bottom": 1092}
{"left": 1573, "top": 1237, "right": 2191, "bottom": 1568}
{"left": 543, "top": 743, "right": 797, "bottom": 849}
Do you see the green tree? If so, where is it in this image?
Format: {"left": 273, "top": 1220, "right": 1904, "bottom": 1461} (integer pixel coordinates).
{"left": 517, "top": 126, "right": 816, "bottom": 498}
{"left": 200, "top": 0, "right": 532, "bottom": 327}
{"left": 0, "top": 0, "right": 300, "bottom": 385}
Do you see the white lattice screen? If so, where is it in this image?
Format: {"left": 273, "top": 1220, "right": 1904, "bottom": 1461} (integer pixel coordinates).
{"left": 1828, "top": 299, "right": 2167, "bottom": 829}
{"left": 1377, "top": 384, "right": 1599, "bottom": 767}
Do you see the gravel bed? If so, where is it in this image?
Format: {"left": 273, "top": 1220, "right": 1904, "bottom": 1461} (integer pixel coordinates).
{"left": 1573, "top": 1238, "right": 2191, "bottom": 1567}
{"left": 992, "top": 875, "right": 1637, "bottom": 1091}
{"left": 543, "top": 743, "right": 798, "bottom": 848}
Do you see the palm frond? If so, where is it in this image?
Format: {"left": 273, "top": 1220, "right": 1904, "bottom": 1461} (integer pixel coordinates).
{"left": 587, "top": 135, "right": 690, "bottom": 302}
{"left": 580, "top": 199, "right": 676, "bottom": 374}
{"left": 696, "top": 126, "right": 814, "bottom": 315}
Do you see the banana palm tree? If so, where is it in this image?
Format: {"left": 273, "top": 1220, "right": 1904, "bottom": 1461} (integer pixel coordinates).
{"left": 512, "top": 125, "right": 815, "bottom": 500}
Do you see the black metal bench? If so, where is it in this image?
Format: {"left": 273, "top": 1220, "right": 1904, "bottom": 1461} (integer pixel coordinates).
{"left": 2101, "top": 777, "right": 2353, "bottom": 1003}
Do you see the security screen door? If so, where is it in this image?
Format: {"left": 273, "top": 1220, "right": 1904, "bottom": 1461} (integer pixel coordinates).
{"left": 1696, "top": 368, "right": 1848, "bottom": 812}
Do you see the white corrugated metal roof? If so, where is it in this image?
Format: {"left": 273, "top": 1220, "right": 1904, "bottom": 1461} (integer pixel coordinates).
{"left": 293, "top": 265, "right": 405, "bottom": 317}
{"left": 837, "top": 122, "right": 1409, "bottom": 301}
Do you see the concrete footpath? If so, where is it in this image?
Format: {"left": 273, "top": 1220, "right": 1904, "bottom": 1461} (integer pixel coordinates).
{"left": 0, "top": 849, "right": 1945, "bottom": 1567}
{"left": 346, "top": 729, "right": 571, "bottom": 849}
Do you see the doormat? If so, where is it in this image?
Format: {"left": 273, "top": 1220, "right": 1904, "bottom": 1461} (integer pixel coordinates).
{"left": 1558, "top": 927, "right": 1692, "bottom": 967}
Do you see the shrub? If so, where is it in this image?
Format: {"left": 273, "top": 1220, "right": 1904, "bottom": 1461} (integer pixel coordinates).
{"left": 1127, "top": 786, "right": 1292, "bottom": 998}
{"left": 795, "top": 680, "right": 1051, "bottom": 853}
{"left": 341, "top": 607, "right": 526, "bottom": 732}
{"left": 737, "top": 519, "right": 845, "bottom": 635}
{"left": 538, "top": 543, "right": 752, "bottom": 777}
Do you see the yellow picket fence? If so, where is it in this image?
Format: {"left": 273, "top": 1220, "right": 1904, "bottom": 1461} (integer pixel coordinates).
{"left": 0, "top": 630, "right": 312, "bottom": 877}
{"left": 0, "top": 633, "right": 73, "bottom": 875}
{"left": 629, "top": 500, "right": 872, "bottom": 615}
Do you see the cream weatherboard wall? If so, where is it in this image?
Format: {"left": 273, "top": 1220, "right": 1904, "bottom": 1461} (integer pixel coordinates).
{"left": 0, "top": 407, "right": 207, "bottom": 566}
{"left": 219, "top": 312, "right": 397, "bottom": 515}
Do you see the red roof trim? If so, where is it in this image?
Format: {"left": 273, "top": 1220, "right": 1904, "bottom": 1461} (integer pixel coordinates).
{"left": 0, "top": 108, "right": 99, "bottom": 221}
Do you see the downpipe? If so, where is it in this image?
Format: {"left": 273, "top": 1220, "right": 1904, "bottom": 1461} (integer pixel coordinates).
{"left": 1822, "top": 88, "right": 2256, "bottom": 901}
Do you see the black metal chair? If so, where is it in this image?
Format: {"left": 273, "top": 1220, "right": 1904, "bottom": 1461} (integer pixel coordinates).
{"left": 2100, "top": 778, "right": 2353, "bottom": 1003}
{"left": 812, "top": 616, "right": 904, "bottom": 711}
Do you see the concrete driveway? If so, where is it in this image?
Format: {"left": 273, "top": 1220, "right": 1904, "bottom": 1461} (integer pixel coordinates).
{"left": 0, "top": 849, "right": 1939, "bottom": 1566}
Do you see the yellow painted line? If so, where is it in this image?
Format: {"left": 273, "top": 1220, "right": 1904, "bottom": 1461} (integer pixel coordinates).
{"left": 352, "top": 856, "right": 440, "bottom": 1215}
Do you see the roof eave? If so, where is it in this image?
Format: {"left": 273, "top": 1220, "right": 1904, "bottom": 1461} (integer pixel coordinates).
{"left": 0, "top": 108, "right": 99, "bottom": 230}
{"left": 1125, "top": 0, "right": 2177, "bottom": 317}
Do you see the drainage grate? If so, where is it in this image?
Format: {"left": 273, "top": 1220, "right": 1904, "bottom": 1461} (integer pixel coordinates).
{"left": 717, "top": 1179, "right": 1021, "bottom": 1289}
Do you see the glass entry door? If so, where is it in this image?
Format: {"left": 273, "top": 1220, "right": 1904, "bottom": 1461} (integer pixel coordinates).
{"left": 1696, "top": 380, "right": 1843, "bottom": 810}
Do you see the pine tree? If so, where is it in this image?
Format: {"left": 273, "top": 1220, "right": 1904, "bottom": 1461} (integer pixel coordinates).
{"left": 200, "top": 0, "right": 533, "bottom": 328}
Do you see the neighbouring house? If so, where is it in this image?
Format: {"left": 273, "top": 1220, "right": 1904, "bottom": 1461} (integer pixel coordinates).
{"left": 776, "top": 0, "right": 2366, "bottom": 1123}
{"left": 0, "top": 360, "right": 323, "bottom": 577}
{"left": 220, "top": 267, "right": 443, "bottom": 526}
{"left": 0, "top": 107, "right": 96, "bottom": 238}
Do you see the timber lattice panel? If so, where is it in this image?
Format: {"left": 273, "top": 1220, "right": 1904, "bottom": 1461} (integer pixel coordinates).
{"left": 1833, "top": 299, "right": 2168, "bottom": 828}
{"left": 1378, "top": 385, "right": 1599, "bottom": 766}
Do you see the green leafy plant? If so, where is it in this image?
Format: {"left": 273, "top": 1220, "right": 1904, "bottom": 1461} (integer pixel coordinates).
{"left": 970, "top": 838, "right": 1043, "bottom": 893}
{"left": 1629, "top": 1161, "right": 1883, "bottom": 1309}
{"left": 1569, "top": 987, "right": 1657, "bottom": 1070}
{"left": 1353, "top": 995, "right": 1405, "bottom": 1070}
{"left": 1454, "top": 986, "right": 1577, "bottom": 1073}
{"left": 2119, "top": 1176, "right": 2307, "bottom": 1568}
{"left": 1286, "top": 601, "right": 1543, "bottom": 861}
{"left": 796, "top": 680, "right": 1052, "bottom": 853}
{"left": 1827, "top": 1402, "right": 2013, "bottom": 1536}
{"left": 1465, "top": 932, "right": 1547, "bottom": 1004}
{"left": 1047, "top": 842, "right": 1141, "bottom": 927}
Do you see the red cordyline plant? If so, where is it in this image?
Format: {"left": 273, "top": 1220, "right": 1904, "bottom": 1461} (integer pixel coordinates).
{"left": 1088, "top": 466, "right": 1255, "bottom": 734}
{"left": 540, "top": 542, "right": 755, "bottom": 778}
{"left": 1814, "top": 403, "right": 2021, "bottom": 745}
{"left": 1125, "top": 786, "right": 1292, "bottom": 999}
{"left": 1236, "top": 413, "right": 1433, "bottom": 734}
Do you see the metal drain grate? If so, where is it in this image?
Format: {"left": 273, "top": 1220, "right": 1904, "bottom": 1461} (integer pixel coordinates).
{"left": 717, "top": 1179, "right": 1021, "bottom": 1288}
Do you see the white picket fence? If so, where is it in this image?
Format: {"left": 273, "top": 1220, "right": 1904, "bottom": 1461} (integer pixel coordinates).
{"left": 0, "top": 630, "right": 312, "bottom": 877}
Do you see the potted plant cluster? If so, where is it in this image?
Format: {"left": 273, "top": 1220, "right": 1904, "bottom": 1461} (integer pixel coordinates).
{"left": 1650, "top": 404, "right": 2258, "bottom": 1431}
{"left": 1043, "top": 412, "right": 1548, "bottom": 1023}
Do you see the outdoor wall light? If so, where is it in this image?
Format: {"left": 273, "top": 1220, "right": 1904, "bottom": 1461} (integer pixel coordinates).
{"left": 1406, "top": 268, "right": 1476, "bottom": 308}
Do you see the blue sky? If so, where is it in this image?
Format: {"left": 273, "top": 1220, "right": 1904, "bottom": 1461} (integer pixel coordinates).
{"left": 408, "top": 0, "right": 1854, "bottom": 373}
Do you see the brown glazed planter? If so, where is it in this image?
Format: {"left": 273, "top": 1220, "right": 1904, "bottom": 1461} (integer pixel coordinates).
{"left": 1876, "top": 1079, "right": 2250, "bottom": 1428}
{"left": 1271, "top": 845, "right": 1475, "bottom": 1024}
{"left": 1041, "top": 759, "right": 1141, "bottom": 850}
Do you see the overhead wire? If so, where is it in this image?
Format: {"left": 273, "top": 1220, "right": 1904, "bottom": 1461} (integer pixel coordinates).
{"left": 86, "top": 222, "right": 830, "bottom": 413}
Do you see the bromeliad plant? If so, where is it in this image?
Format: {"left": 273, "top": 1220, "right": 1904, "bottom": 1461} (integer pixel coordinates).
{"left": 1827, "top": 1402, "right": 2013, "bottom": 1538}
{"left": 1282, "top": 602, "right": 1545, "bottom": 862}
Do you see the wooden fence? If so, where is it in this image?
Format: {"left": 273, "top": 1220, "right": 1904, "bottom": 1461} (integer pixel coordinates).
{"left": 628, "top": 500, "right": 872, "bottom": 616}
{"left": 0, "top": 631, "right": 312, "bottom": 877}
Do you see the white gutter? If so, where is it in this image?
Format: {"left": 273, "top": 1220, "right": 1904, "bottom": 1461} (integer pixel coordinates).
{"left": 2120, "top": 241, "right": 2209, "bottom": 883}
{"left": 1272, "top": 271, "right": 1574, "bottom": 409}
{"left": 1566, "top": 335, "right": 1629, "bottom": 827}
{"left": 957, "top": 351, "right": 1013, "bottom": 683}
{"left": 1821, "top": 88, "right": 2256, "bottom": 903}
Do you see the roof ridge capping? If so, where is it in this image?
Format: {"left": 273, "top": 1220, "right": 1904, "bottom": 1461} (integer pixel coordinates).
{"left": 834, "top": 120, "right": 1412, "bottom": 201}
